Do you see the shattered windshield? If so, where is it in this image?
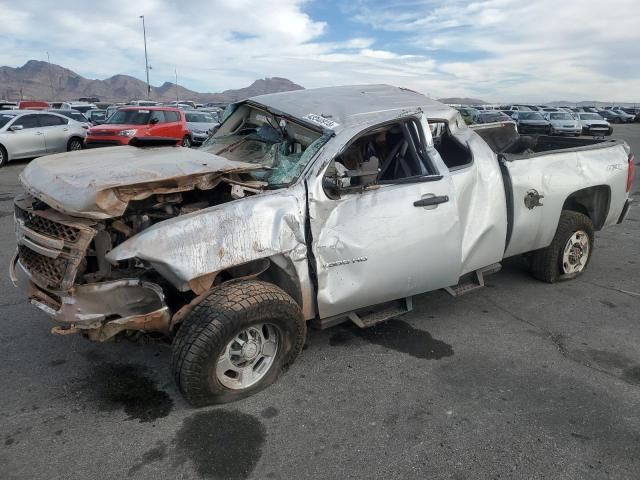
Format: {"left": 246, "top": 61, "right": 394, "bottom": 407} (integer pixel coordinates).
{"left": 201, "top": 105, "right": 330, "bottom": 187}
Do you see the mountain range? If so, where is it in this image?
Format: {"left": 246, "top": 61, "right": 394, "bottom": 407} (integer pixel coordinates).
{"left": 0, "top": 60, "right": 304, "bottom": 103}
{"left": 1, "top": 60, "right": 636, "bottom": 107}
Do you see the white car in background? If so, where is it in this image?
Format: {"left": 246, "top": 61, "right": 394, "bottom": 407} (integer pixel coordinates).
{"left": 184, "top": 110, "right": 221, "bottom": 146}
{"left": 576, "top": 112, "right": 612, "bottom": 136}
{"left": 543, "top": 111, "right": 582, "bottom": 136}
{"left": 0, "top": 110, "right": 86, "bottom": 166}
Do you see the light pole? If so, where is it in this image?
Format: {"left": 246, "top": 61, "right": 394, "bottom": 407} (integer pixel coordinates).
{"left": 175, "top": 68, "right": 179, "bottom": 103}
{"left": 46, "top": 51, "right": 55, "bottom": 99}
{"left": 139, "top": 15, "right": 151, "bottom": 99}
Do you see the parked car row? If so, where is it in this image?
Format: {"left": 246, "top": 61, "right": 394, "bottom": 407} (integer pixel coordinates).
{"left": 455, "top": 105, "right": 616, "bottom": 136}
{"left": 466, "top": 103, "right": 640, "bottom": 123}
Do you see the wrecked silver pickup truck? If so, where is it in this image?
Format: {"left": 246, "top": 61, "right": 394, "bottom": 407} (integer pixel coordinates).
{"left": 11, "top": 85, "right": 634, "bottom": 405}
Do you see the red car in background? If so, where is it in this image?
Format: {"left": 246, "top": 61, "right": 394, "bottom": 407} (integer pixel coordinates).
{"left": 85, "top": 106, "right": 190, "bottom": 148}
{"left": 18, "top": 100, "right": 50, "bottom": 110}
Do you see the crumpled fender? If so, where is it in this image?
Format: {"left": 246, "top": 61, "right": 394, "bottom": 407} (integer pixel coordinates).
{"left": 106, "top": 185, "right": 308, "bottom": 291}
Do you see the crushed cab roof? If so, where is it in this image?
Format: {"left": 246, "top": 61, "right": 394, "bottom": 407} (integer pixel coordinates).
{"left": 250, "top": 84, "right": 458, "bottom": 133}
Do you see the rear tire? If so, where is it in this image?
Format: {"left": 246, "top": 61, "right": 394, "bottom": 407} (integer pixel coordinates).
{"left": 0, "top": 145, "right": 7, "bottom": 167}
{"left": 171, "top": 280, "right": 306, "bottom": 406}
{"left": 529, "top": 210, "right": 594, "bottom": 283}
{"left": 67, "top": 137, "right": 83, "bottom": 151}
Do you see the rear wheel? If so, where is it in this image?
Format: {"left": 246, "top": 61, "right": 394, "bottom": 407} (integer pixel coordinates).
{"left": 182, "top": 135, "right": 192, "bottom": 148}
{"left": 529, "top": 210, "right": 594, "bottom": 283}
{"left": 0, "top": 145, "right": 7, "bottom": 167}
{"left": 171, "top": 280, "right": 306, "bottom": 406}
{"left": 67, "top": 137, "right": 83, "bottom": 151}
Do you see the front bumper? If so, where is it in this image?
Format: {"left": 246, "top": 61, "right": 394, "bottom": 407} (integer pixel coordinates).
{"left": 519, "top": 124, "right": 549, "bottom": 134}
{"left": 10, "top": 255, "right": 170, "bottom": 341}
{"left": 85, "top": 136, "right": 129, "bottom": 148}
{"left": 552, "top": 126, "right": 582, "bottom": 134}
{"left": 191, "top": 133, "right": 209, "bottom": 145}
{"left": 584, "top": 126, "right": 612, "bottom": 136}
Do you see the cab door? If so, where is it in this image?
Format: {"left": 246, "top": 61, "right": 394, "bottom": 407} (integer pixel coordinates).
{"left": 308, "top": 117, "right": 462, "bottom": 319}
{"left": 7, "top": 114, "right": 46, "bottom": 158}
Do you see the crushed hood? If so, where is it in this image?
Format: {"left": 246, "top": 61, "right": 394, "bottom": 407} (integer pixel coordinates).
{"left": 20, "top": 146, "right": 259, "bottom": 219}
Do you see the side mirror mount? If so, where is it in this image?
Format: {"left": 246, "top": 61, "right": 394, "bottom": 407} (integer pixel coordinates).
{"left": 149, "top": 117, "right": 159, "bottom": 125}
{"left": 9, "top": 124, "right": 23, "bottom": 131}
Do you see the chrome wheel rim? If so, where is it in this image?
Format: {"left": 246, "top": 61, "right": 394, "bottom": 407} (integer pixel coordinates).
{"left": 562, "top": 230, "right": 590, "bottom": 274}
{"left": 215, "top": 323, "right": 279, "bottom": 390}
{"left": 70, "top": 140, "right": 82, "bottom": 150}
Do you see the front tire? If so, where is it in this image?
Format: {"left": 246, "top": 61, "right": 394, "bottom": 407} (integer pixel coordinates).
{"left": 182, "top": 135, "right": 192, "bottom": 148}
{"left": 0, "top": 145, "right": 7, "bottom": 167}
{"left": 529, "top": 211, "right": 594, "bottom": 283}
{"left": 67, "top": 137, "right": 83, "bottom": 151}
{"left": 171, "top": 280, "right": 306, "bottom": 406}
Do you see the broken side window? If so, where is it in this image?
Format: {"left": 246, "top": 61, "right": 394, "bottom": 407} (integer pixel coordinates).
{"left": 324, "top": 119, "right": 439, "bottom": 197}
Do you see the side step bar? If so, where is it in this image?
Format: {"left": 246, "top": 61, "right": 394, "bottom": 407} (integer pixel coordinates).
{"left": 444, "top": 263, "right": 501, "bottom": 297}
{"left": 312, "top": 263, "right": 502, "bottom": 330}
{"left": 312, "top": 297, "right": 413, "bottom": 330}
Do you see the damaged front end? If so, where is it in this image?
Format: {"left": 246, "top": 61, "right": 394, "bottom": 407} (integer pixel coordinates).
{"left": 11, "top": 167, "right": 311, "bottom": 342}
{"left": 12, "top": 105, "right": 327, "bottom": 341}
{"left": 10, "top": 194, "right": 171, "bottom": 341}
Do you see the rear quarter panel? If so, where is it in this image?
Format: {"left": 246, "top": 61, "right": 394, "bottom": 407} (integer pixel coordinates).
{"left": 504, "top": 142, "right": 629, "bottom": 257}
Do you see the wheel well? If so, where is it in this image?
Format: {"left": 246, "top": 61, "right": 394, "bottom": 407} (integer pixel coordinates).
{"left": 216, "top": 256, "right": 303, "bottom": 307}
{"left": 258, "top": 257, "right": 303, "bottom": 307}
{"left": 562, "top": 185, "right": 610, "bottom": 230}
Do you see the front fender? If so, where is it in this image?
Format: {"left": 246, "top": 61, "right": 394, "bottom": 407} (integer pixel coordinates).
{"left": 106, "top": 185, "right": 308, "bottom": 291}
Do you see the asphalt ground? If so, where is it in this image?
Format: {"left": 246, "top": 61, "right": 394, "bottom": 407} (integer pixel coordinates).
{"left": 1, "top": 125, "right": 639, "bottom": 480}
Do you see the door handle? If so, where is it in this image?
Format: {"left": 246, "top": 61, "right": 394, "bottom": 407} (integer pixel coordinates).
{"left": 413, "top": 195, "right": 449, "bottom": 207}
{"left": 34, "top": 131, "right": 44, "bottom": 135}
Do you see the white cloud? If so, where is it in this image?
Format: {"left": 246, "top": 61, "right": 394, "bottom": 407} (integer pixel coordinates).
{"left": 352, "top": 0, "right": 640, "bottom": 101}
{"left": 0, "top": 0, "right": 639, "bottom": 101}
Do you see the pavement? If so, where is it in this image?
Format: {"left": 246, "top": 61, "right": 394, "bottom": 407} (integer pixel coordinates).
{"left": 1, "top": 126, "right": 639, "bottom": 480}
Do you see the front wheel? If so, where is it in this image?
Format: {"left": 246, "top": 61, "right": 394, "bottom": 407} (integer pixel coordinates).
{"left": 529, "top": 210, "right": 594, "bottom": 283}
{"left": 171, "top": 280, "right": 306, "bottom": 406}
{"left": 0, "top": 145, "right": 7, "bottom": 167}
{"left": 67, "top": 137, "right": 84, "bottom": 151}
{"left": 182, "top": 135, "right": 192, "bottom": 148}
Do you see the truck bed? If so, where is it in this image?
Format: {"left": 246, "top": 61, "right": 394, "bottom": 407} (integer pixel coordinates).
{"left": 471, "top": 121, "right": 618, "bottom": 158}
{"left": 470, "top": 122, "right": 630, "bottom": 258}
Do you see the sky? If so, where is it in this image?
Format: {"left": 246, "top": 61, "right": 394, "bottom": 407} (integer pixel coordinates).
{"left": 1, "top": 0, "right": 639, "bottom": 102}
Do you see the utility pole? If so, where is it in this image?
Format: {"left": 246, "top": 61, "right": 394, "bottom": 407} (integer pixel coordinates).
{"left": 46, "top": 52, "right": 55, "bottom": 100}
{"left": 139, "top": 15, "right": 151, "bottom": 99}
{"left": 175, "top": 68, "right": 179, "bottom": 103}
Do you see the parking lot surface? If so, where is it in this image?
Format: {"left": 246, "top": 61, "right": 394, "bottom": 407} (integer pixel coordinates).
{"left": 1, "top": 126, "right": 639, "bottom": 480}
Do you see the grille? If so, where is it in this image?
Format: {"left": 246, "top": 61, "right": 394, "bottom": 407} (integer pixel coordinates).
{"left": 15, "top": 205, "right": 81, "bottom": 243}
{"left": 18, "top": 245, "right": 69, "bottom": 288}
{"left": 86, "top": 140, "right": 122, "bottom": 147}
